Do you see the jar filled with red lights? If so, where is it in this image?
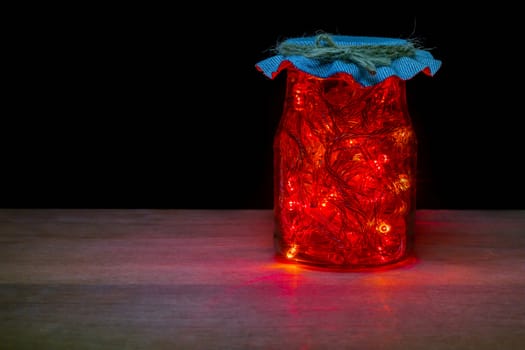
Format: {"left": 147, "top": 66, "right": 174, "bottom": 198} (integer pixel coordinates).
{"left": 256, "top": 34, "right": 441, "bottom": 269}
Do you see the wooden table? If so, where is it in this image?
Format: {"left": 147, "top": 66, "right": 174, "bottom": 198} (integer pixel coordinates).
{"left": 1, "top": 209, "right": 524, "bottom": 349}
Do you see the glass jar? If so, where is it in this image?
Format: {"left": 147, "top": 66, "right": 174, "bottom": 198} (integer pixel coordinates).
{"left": 256, "top": 34, "right": 441, "bottom": 269}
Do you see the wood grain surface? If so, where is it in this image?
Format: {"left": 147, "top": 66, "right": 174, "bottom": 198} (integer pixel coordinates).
{"left": 1, "top": 209, "right": 524, "bottom": 349}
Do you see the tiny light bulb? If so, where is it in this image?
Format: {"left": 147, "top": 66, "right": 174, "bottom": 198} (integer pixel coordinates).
{"left": 286, "top": 245, "right": 298, "bottom": 259}
{"left": 377, "top": 222, "right": 391, "bottom": 234}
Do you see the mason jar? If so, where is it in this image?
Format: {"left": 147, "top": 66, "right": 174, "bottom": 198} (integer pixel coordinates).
{"left": 256, "top": 34, "right": 441, "bottom": 269}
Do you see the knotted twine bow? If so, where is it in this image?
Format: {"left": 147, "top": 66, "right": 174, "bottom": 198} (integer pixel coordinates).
{"left": 276, "top": 33, "right": 417, "bottom": 75}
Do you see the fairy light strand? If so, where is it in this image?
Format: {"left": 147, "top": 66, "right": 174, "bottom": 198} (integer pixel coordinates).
{"left": 273, "top": 69, "right": 416, "bottom": 268}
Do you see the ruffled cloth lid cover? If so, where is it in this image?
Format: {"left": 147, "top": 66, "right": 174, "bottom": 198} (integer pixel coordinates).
{"left": 255, "top": 34, "right": 441, "bottom": 87}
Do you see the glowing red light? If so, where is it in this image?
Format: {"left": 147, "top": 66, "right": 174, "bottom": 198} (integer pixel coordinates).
{"left": 273, "top": 69, "right": 416, "bottom": 269}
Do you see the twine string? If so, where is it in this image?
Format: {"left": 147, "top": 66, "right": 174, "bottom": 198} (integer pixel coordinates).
{"left": 276, "top": 33, "right": 417, "bottom": 75}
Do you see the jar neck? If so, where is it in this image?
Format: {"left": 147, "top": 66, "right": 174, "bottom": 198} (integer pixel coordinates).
{"left": 281, "top": 68, "right": 410, "bottom": 129}
{"left": 284, "top": 68, "right": 407, "bottom": 109}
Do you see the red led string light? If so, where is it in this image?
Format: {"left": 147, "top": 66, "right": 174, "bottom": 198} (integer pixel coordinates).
{"left": 273, "top": 69, "right": 416, "bottom": 268}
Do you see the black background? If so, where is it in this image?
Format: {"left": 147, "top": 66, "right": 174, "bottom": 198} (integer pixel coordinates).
{"left": 3, "top": 6, "right": 524, "bottom": 209}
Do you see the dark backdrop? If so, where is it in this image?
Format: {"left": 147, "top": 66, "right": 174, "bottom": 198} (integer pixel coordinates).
{"left": 3, "top": 6, "right": 524, "bottom": 209}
